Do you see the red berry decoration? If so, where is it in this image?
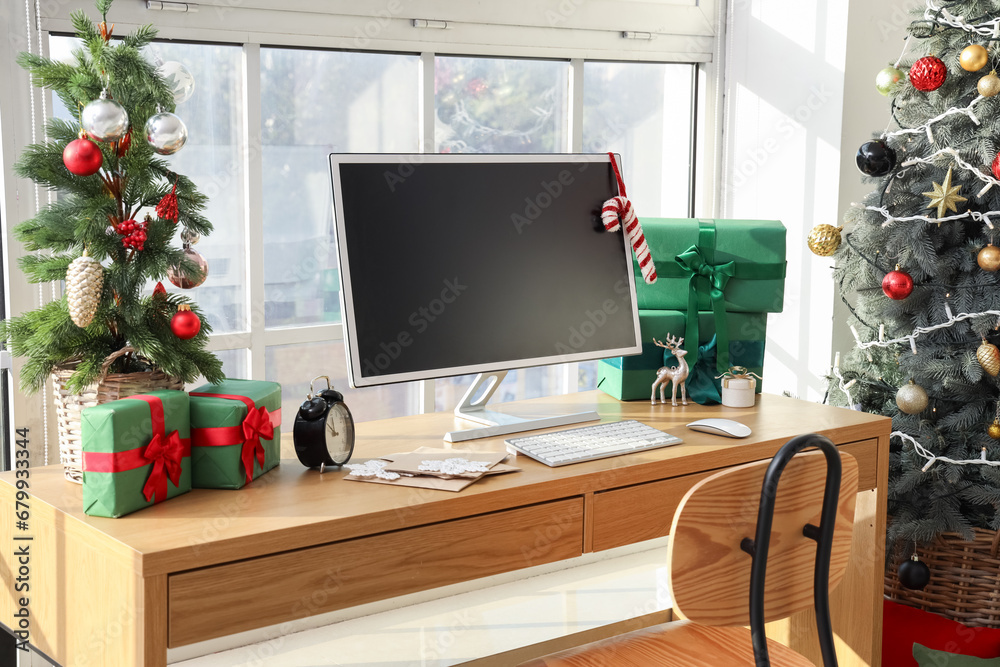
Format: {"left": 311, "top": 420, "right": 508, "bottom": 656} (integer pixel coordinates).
{"left": 882, "top": 265, "right": 914, "bottom": 300}
{"left": 170, "top": 304, "right": 201, "bottom": 340}
{"left": 62, "top": 137, "right": 103, "bottom": 176}
{"left": 116, "top": 218, "right": 148, "bottom": 252}
{"left": 909, "top": 56, "right": 947, "bottom": 91}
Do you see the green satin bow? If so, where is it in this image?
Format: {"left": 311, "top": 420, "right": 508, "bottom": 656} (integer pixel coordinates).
{"left": 675, "top": 245, "right": 736, "bottom": 373}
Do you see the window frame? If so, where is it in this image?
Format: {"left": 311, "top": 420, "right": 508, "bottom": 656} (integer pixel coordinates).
{"left": 2, "top": 0, "right": 724, "bottom": 456}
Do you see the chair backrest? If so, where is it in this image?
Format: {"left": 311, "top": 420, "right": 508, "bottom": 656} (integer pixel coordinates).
{"left": 667, "top": 444, "right": 858, "bottom": 627}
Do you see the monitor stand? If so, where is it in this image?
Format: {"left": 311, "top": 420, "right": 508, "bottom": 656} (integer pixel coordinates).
{"left": 444, "top": 370, "right": 600, "bottom": 443}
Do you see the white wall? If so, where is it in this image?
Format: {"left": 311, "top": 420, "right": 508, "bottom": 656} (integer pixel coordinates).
{"left": 723, "top": 0, "right": 850, "bottom": 401}
{"left": 723, "top": 0, "right": 921, "bottom": 401}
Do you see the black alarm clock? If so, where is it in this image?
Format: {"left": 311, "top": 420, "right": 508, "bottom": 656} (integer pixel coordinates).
{"left": 293, "top": 375, "right": 355, "bottom": 472}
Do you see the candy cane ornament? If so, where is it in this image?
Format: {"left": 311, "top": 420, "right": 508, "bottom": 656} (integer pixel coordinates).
{"left": 602, "top": 153, "right": 657, "bottom": 284}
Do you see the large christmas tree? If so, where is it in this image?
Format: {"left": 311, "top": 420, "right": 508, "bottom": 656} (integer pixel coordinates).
{"left": 2, "top": 0, "right": 223, "bottom": 394}
{"left": 829, "top": 1, "right": 1000, "bottom": 551}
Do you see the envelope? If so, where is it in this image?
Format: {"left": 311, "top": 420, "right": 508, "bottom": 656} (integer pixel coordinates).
{"left": 342, "top": 447, "right": 518, "bottom": 492}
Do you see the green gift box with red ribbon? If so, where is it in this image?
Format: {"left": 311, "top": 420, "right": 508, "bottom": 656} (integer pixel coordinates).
{"left": 189, "top": 379, "right": 281, "bottom": 489}
{"left": 81, "top": 390, "right": 191, "bottom": 518}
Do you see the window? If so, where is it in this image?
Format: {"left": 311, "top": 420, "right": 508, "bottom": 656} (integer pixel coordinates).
{"left": 435, "top": 56, "right": 569, "bottom": 154}
{"left": 25, "top": 4, "right": 710, "bottom": 434}
{"left": 261, "top": 48, "right": 420, "bottom": 328}
{"left": 260, "top": 48, "right": 423, "bottom": 429}
{"left": 583, "top": 61, "right": 695, "bottom": 219}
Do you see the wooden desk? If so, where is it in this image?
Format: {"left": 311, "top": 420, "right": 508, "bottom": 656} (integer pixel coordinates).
{"left": 0, "top": 392, "right": 890, "bottom": 666}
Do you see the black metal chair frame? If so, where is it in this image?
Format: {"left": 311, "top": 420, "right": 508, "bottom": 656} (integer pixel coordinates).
{"left": 739, "top": 433, "right": 844, "bottom": 667}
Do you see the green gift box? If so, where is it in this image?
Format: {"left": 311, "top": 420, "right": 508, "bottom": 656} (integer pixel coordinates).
{"left": 635, "top": 218, "right": 786, "bottom": 313}
{"left": 81, "top": 390, "right": 191, "bottom": 518}
{"left": 189, "top": 379, "right": 281, "bottom": 489}
{"left": 598, "top": 310, "right": 768, "bottom": 403}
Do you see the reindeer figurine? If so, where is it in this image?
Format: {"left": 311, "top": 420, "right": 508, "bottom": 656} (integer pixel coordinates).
{"left": 651, "top": 334, "right": 689, "bottom": 406}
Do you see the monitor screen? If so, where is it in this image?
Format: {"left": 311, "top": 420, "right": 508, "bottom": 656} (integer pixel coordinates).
{"left": 330, "top": 153, "right": 642, "bottom": 388}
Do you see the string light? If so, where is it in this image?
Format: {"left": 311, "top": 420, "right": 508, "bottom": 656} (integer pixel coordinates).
{"left": 900, "top": 147, "right": 1000, "bottom": 197}
{"left": 883, "top": 95, "right": 983, "bottom": 143}
{"left": 832, "top": 352, "right": 859, "bottom": 410}
{"left": 859, "top": 204, "right": 1000, "bottom": 229}
{"left": 850, "top": 308, "right": 1000, "bottom": 353}
{"left": 924, "top": 0, "right": 1000, "bottom": 36}
{"left": 893, "top": 431, "right": 1000, "bottom": 472}
{"left": 893, "top": 35, "right": 912, "bottom": 69}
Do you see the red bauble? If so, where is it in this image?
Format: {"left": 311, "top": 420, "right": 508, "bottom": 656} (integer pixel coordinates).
{"left": 992, "top": 151, "right": 1000, "bottom": 181}
{"left": 62, "top": 137, "right": 103, "bottom": 176}
{"left": 170, "top": 305, "right": 201, "bottom": 339}
{"left": 882, "top": 267, "right": 914, "bottom": 300}
{"left": 909, "top": 56, "right": 947, "bottom": 91}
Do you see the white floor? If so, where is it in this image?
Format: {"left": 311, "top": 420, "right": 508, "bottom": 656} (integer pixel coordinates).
{"left": 169, "top": 539, "right": 672, "bottom": 667}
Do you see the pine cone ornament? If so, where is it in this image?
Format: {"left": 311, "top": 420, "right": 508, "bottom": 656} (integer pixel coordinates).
{"left": 978, "top": 339, "right": 1000, "bottom": 377}
{"left": 66, "top": 251, "right": 104, "bottom": 328}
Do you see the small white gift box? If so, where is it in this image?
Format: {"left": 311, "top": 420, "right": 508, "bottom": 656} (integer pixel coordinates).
{"left": 718, "top": 368, "right": 760, "bottom": 408}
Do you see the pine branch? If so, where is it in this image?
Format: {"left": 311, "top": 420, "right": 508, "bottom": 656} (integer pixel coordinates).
{"left": 119, "top": 24, "right": 157, "bottom": 53}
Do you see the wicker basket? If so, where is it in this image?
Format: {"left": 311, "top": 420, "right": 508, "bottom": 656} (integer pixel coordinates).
{"left": 52, "top": 346, "right": 184, "bottom": 484}
{"left": 885, "top": 528, "right": 1000, "bottom": 628}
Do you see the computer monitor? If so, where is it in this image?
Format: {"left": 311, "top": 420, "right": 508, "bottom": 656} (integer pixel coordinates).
{"left": 330, "top": 153, "right": 642, "bottom": 441}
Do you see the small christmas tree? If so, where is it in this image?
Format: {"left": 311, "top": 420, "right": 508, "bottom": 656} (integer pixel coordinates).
{"left": 2, "top": 0, "right": 223, "bottom": 394}
{"left": 826, "top": 1, "right": 1000, "bottom": 552}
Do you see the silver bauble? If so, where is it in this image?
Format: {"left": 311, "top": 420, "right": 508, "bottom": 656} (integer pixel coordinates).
{"left": 81, "top": 95, "right": 129, "bottom": 142}
{"left": 180, "top": 227, "right": 200, "bottom": 245}
{"left": 158, "top": 61, "right": 196, "bottom": 104}
{"left": 895, "top": 381, "right": 929, "bottom": 415}
{"left": 145, "top": 111, "right": 188, "bottom": 155}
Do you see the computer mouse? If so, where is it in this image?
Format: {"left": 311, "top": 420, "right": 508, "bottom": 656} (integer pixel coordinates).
{"left": 686, "top": 418, "right": 752, "bottom": 438}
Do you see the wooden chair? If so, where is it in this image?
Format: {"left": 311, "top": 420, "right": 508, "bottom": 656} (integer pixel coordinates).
{"left": 520, "top": 433, "right": 859, "bottom": 667}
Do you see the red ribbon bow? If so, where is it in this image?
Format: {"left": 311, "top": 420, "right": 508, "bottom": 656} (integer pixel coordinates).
{"left": 240, "top": 406, "right": 273, "bottom": 485}
{"left": 142, "top": 429, "right": 185, "bottom": 503}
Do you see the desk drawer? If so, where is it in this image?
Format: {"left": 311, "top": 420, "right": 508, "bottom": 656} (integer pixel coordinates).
{"left": 168, "top": 497, "right": 584, "bottom": 647}
{"left": 591, "top": 440, "right": 879, "bottom": 552}
{"left": 592, "top": 471, "right": 712, "bottom": 552}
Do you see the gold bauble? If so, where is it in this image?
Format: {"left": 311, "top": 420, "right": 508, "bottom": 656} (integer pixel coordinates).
{"left": 961, "top": 44, "right": 990, "bottom": 72}
{"left": 989, "top": 420, "right": 1000, "bottom": 440}
{"left": 979, "top": 244, "right": 1000, "bottom": 272}
{"left": 978, "top": 339, "right": 1000, "bottom": 377}
{"left": 895, "top": 381, "right": 929, "bottom": 415}
{"left": 979, "top": 71, "right": 1000, "bottom": 97}
{"left": 807, "top": 224, "right": 843, "bottom": 257}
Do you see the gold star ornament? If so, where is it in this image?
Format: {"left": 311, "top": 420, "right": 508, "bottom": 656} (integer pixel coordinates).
{"left": 923, "top": 166, "right": 967, "bottom": 219}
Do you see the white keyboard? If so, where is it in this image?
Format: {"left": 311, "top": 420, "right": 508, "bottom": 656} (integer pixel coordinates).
{"left": 505, "top": 420, "right": 683, "bottom": 467}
